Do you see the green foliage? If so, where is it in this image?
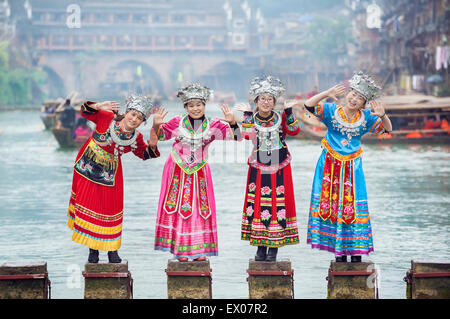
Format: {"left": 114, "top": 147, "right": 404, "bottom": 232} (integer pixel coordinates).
{"left": 0, "top": 41, "right": 9, "bottom": 69}
{"left": 247, "top": 0, "right": 354, "bottom": 61}
{"left": 303, "top": 15, "right": 354, "bottom": 61}
{"left": 0, "top": 41, "right": 45, "bottom": 106}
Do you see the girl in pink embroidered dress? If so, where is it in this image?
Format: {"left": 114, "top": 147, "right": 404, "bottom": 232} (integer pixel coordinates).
{"left": 152, "top": 84, "right": 241, "bottom": 261}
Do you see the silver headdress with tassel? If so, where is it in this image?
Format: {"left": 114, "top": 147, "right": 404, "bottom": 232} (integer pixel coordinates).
{"left": 249, "top": 75, "right": 285, "bottom": 100}
{"left": 177, "top": 83, "right": 212, "bottom": 104}
{"left": 349, "top": 71, "right": 382, "bottom": 103}
{"left": 125, "top": 94, "right": 154, "bottom": 120}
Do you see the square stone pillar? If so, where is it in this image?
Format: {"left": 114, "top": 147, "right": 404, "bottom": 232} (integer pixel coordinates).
{"left": 0, "top": 262, "right": 50, "bottom": 299}
{"left": 165, "top": 259, "right": 212, "bottom": 299}
{"left": 327, "top": 261, "right": 378, "bottom": 299}
{"left": 247, "top": 258, "right": 294, "bottom": 299}
{"left": 83, "top": 260, "right": 133, "bottom": 299}
{"left": 405, "top": 260, "right": 450, "bottom": 299}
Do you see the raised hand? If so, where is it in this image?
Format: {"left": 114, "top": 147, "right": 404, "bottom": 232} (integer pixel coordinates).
{"left": 220, "top": 104, "right": 236, "bottom": 125}
{"left": 147, "top": 127, "right": 158, "bottom": 149}
{"left": 234, "top": 102, "right": 252, "bottom": 113}
{"left": 283, "top": 99, "right": 301, "bottom": 110}
{"left": 369, "top": 100, "right": 385, "bottom": 117}
{"left": 326, "top": 85, "right": 346, "bottom": 103}
{"left": 95, "top": 101, "right": 120, "bottom": 113}
{"left": 152, "top": 107, "right": 168, "bottom": 128}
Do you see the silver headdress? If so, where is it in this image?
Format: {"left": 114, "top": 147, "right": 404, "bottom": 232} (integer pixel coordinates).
{"left": 249, "top": 75, "right": 285, "bottom": 100}
{"left": 349, "top": 71, "right": 382, "bottom": 103}
{"left": 177, "top": 83, "right": 212, "bottom": 104}
{"left": 125, "top": 94, "right": 154, "bottom": 120}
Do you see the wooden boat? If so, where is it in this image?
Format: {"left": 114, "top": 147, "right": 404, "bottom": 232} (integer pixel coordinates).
{"left": 51, "top": 109, "right": 93, "bottom": 148}
{"left": 49, "top": 93, "right": 91, "bottom": 148}
{"left": 48, "top": 90, "right": 158, "bottom": 148}
{"left": 51, "top": 127, "right": 86, "bottom": 149}
{"left": 291, "top": 95, "right": 450, "bottom": 144}
{"left": 40, "top": 92, "right": 83, "bottom": 130}
{"left": 40, "top": 99, "right": 63, "bottom": 130}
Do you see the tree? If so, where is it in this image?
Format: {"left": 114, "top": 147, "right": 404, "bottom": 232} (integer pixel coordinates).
{"left": 0, "top": 41, "right": 45, "bottom": 106}
{"left": 303, "top": 15, "right": 354, "bottom": 61}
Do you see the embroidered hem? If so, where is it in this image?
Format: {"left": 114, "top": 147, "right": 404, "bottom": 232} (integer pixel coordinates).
{"left": 321, "top": 138, "right": 363, "bottom": 161}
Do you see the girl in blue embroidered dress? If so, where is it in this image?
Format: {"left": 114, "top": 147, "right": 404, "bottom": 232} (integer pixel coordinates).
{"left": 304, "top": 76, "right": 392, "bottom": 263}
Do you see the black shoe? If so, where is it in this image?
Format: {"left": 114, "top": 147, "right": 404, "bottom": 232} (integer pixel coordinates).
{"left": 88, "top": 249, "right": 99, "bottom": 263}
{"left": 335, "top": 255, "right": 347, "bottom": 262}
{"left": 266, "top": 247, "right": 278, "bottom": 262}
{"left": 108, "top": 250, "right": 122, "bottom": 263}
{"left": 255, "top": 246, "right": 267, "bottom": 261}
{"left": 351, "top": 255, "right": 361, "bottom": 263}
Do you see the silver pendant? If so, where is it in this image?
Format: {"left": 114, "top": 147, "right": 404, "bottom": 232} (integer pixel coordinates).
{"left": 186, "top": 153, "right": 196, "bottom": 165}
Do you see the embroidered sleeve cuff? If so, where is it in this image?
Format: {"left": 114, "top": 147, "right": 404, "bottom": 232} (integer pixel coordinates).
{"left": 370, "top": 118, "right": 384, "bottom": 135}
{"left": 374, "top": 122, "right": 385, "bottom": 136}
{"left": 304, "top": 104, "right": 315, "bottom": 113}
{"left": 81, "top": 101, "right": 98, "bottom": 114}
{"left": 285, "top": 108, "right": 298, "bottom": 126}
{"left": 284, "top": 107, "right": 293, "bottom": 117}
{"left": 229, "top": 123, "right": 241, "bottom": 141}
{"left": 144, "top": 145, "right": 160, "bottom": 159}
{"left": 156, "top": 126, "right": 166, "bottom": 141}
{"left": 242, "top": 111, "right": 254, "bottom": 128}
{"left": 314, "top": 104, "right": 324, "bottom": 119}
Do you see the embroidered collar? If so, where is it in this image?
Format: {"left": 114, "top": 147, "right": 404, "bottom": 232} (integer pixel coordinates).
{"left": 254, "top": 111, "right": 281, "bottom": 132}
{"left": 331, "top": 106, "right": 367, "bottom": 142}
{"left": 338, "top": 107, "right": 362, "bottom": 123}
{"left": 333, "top": 107, "right": 365, "bottom": 129}
{"left": 184, "top": 115, "right": 208, "bottom": 134}
{"left": 179, "top": 115, "right": 210, "bottom": 137}
{"left": 108, "top": 120, "right": 138, "bottom": 148}
{"left": 176, "top": 115, "right": 212, "bottom": 154}
{"left": 113, "top": 120, "right": 135, "bottom": 140}
{"left": 255, "top": 111, "right": 275, "bottom": 123}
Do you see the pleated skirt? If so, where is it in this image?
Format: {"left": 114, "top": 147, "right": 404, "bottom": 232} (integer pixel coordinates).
{"left": 307, "top": 149, "right": 374, "bottom": 256}
{"left": 67, "top": 143, "right": 124, "bottom": 251}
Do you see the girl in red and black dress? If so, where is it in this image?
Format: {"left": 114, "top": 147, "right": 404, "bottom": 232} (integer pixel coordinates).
{"left": 67, "top": 96, "right": 160, "bottom": 263}
{"left": 236, "top": 76, "right": 301, "bottom": 261}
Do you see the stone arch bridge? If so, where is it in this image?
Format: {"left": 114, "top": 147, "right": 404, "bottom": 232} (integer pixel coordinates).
{"left": 40, "top": 51, "right": 250, "bottom": 101}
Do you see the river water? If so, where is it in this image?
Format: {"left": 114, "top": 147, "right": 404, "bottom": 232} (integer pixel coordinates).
{"left": 0, "top": 104, "right": 449, "bottom": 299}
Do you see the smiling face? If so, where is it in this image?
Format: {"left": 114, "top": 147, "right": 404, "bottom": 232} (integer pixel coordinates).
{"left": 185, "top": 99, "right": 206, "bottom": 119}
{"left": 122, "top": 109, "right": 145, "bottom": 131}
{"left": 345, "top": 89, "right": 367, "bottom": 112}
{"left": 255, "top": 93, "right": 275, "bottom": 115}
